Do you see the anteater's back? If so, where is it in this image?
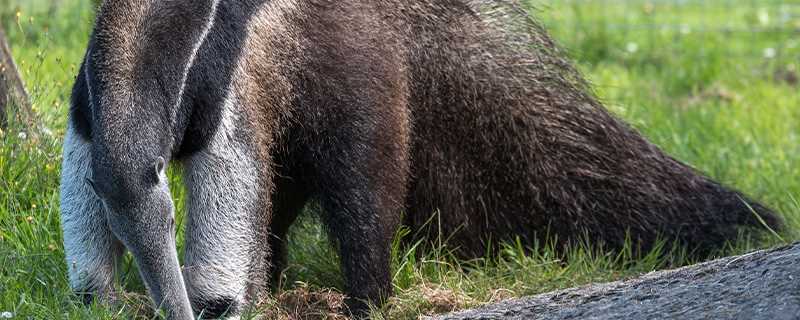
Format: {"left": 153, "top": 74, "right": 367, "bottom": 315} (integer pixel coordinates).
{"left": 393, "top": 0, "right": 781, "bottom": 257}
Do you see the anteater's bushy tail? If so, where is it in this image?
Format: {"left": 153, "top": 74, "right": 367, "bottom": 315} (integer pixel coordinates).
{"left": 401, "top": 0, "right": 783, "bottom": 259}
{"left": 658, "top": 178, "right": 783, "bottom": 255}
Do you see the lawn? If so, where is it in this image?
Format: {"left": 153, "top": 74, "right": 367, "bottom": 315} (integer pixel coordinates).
{"left": 1, "top": 0, "right": 799, "bottom": 319}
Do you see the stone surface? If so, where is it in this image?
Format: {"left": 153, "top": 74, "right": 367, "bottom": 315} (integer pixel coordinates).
{"left": 433, "top": 243, "right": 800, "bottom": 320}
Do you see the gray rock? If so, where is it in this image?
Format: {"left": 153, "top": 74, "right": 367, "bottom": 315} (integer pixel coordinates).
{"left": 433, "top": 243, "right": 800, "bottom": 320}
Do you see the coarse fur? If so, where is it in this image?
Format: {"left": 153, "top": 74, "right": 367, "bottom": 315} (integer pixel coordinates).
{"left": 60, "top": 122, "right": 124, "bottom": 304}
{"left": 61, "top": 0, "right": 783, "bottom": 318}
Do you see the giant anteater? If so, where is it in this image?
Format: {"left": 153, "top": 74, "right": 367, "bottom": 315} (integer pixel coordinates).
{"left": 60, "top": 0, "right": 781, "bottom": 318}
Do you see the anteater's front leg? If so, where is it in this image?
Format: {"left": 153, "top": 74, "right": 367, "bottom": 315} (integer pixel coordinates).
{"left": 312, "top": 111, "right": 410, "bottom": 314}
{"left": 60, "top": 123, "right": 124, "bottom": 304}
{"left": 182, "top": 110, "right": 272, "bottom": 319}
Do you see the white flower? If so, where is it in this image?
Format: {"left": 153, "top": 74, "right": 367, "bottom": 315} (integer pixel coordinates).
{"left": 0, "top": 311, "right": 13, "bottom": 318}
{"left": 764, "top": 47, "right": 776, "bottom": 59}
{"left": 758, "top": 9, "right": 770, "bottom": 26}
{"left": 626, "top": 42, "right": 639, "bottom": 54}
{"left": 17, "top": 132, "right": 27, "bottom": 140}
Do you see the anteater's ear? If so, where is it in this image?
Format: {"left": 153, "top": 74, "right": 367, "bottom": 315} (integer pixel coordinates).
{"left": 153, "top": 157, "right": 167, "bottom": 182}
{"left": 155, "top": 156, "right": 166, "bottom": 176}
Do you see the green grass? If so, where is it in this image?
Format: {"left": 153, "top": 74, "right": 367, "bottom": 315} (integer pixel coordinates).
{"left": 1, "top": 0, "right": 799, "bottom": 318}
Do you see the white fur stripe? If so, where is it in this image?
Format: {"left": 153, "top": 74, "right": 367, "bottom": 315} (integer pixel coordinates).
{"left": 83, "top": 53, "right": 95, "bottom": 116}
{"left": 171, "top": 0, "right": 221, "bottom": 125}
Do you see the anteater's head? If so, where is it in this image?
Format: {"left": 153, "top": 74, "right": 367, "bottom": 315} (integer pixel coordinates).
{"left": 83, "top": 0, "right": 219, "bottom": 318}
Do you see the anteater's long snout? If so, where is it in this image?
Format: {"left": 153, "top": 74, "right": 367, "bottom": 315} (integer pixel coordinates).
{"left": 96, "top": 181, "right": 194, "bottom": 319}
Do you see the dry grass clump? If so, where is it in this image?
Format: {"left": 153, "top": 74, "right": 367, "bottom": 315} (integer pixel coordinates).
{"left": 257, "top": 283, "right": 349, "bottom": 320}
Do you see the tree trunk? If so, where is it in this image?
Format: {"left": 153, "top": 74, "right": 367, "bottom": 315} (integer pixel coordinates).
{"left": 0, "top": 26, "right": 32, "bottom": 130}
